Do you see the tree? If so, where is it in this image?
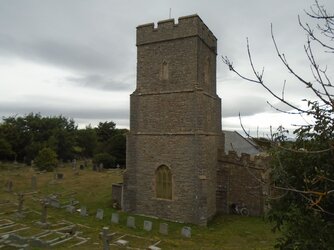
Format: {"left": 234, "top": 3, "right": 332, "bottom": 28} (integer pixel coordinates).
{"left": 34, "top": 147, "right": 58, "bottom": 171}
{"left": 76, "top": 125, "right": 98, "bottom": 158}
{"left": 223, "top": 1, "right": 334, "bottom": 249}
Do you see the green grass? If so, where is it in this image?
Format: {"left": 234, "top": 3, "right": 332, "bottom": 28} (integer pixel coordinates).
{"left": 0, "top": 162, "right": 279, "bottom": 249}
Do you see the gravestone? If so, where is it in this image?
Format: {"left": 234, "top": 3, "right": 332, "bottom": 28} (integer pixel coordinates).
{"left": 80, "top": 165, "right": 84, "bottom": 170}
{"left": 80, "top": 206, "right": 88, "bottom": 216}
{"left": 111, "top": 213, "right": 119, "bottom": 224}
{"left": 181, "top": 226, "right": 192, "bottom": 238}
{"left": 40, "top": 199, "right": 48, "bottom": 224}
{"left": 126, "top": 216, "right": 136, "bottom": 228}
{"left": 66, "top": 205, "right": 76, "bottom": 213}
{"left": 31, "top": 176, "right": 37, "bottom": 190}
{"left": 159, "top": 223, "right": 168, "bottom": 235}
{"left": 5, "top": 180, "right": 13, "bottom": 192}
{"left": 96, "top": 209, "right": 104, "bottom": 220}
{"left": 55, "top": 173, "right": 64, "bottom": 180}
{"left": 49, "top": 198, "right": 60, "bottom": 208}
{"left": 17, "top": 193, "right": 24, "bottom": 215}
{"left": 99, "top": 163, "right": 103, "bottom": 172}
{"left": 72, "top": 159, "right": 77, "bottom": 170}
{"left": 101, "top": 227, "right": 113, "bottom": 250}
{"left": 143, "top": 220, "right": 152, "bottom": 231}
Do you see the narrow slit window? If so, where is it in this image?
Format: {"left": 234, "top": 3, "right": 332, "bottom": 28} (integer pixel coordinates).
{"left": 161, "top": 61, "right": 169, "bottom": 81}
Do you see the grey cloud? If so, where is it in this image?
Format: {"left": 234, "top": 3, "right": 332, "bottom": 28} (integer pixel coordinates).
{"left": 66, "top": 74, "right": 134, "bottom": 91}
{"left": 0, "top": 100, "right": 129, "bottom": 121}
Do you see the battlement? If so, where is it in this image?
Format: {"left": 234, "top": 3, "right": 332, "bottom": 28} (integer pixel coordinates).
{"left": 218, "top": 150, "right": 269, "bottom": 169}
{"left": 137, "top": 14, "right": 217, "bottom": 52}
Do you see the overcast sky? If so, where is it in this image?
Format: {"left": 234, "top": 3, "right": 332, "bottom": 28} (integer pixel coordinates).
{"left": 0, "top": 0, "right": 333, "bottom": 137}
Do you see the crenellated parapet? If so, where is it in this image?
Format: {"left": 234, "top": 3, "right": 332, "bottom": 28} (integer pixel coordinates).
{"left": 218, "top": 150, "right": 269, "bottom": 169}
{"left": 136, "top": 14, "right": 217, "bottom": 53}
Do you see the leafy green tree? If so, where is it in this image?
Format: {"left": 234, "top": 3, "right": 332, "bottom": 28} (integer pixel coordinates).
{"left": 107, "top": 129, "right": 127, "bottom": 166}
{"left": 76, "top": 125, "right": 98, "bottom": 158}
{"left": 96, "top": 121, "right": 116, "bottom": 142}
{"left": 34, "top": 147, "right": 58, "bottom": 171}
{"left": 223, "top": 1, "right": 334, "bottom": 249}
{"left": 0, "top": 138, "right": 15, "bottom": 160}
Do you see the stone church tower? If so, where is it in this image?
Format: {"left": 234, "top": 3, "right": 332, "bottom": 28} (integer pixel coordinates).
{"left": 123, "top": 15, "right": 223, "bottom": 225}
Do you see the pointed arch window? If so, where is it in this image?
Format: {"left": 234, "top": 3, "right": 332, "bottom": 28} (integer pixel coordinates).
{"left": 160, "top": 60, "right": 169, "bottom": 81}
{"left": 155, "top": 165, "right": 172, "bottom": 199}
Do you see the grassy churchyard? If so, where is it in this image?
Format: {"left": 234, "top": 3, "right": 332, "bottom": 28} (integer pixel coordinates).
{"left": 0, "top": 162, "right": 278, "bottom": 249}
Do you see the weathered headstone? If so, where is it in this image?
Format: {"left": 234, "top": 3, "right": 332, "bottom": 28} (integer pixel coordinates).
{"left": 159, "top": 223, "right": 168, "bottom": 235}
{"left": 5, "top": 180, "right": 13, "bottom": 192}
{"left": 96, "top": 209, "right": 104, "bottom": 220}
{"left": 143, "top": 220, "right": 152, "bottom": 231}
{"left": 111, "top": 213, "right": 119, "bottom": 224}
{"left": 49, "top": 198, "right": 60, "bottom": 208}
{"left": 31, "top": 176, "right": 37, "bottom": 190}
{"left": 55, "top": 173, "right": 64, "bottom": 180}
{"left": 126, "top": 216, "right": 136, "bottom": 228}
{"left": 101, "top": 227, "right": 112, "bottom": 250}
{"left": 17, "top": 193, "right": 24, "bottom": 214}
{"left": 99, "top": 163, "right": 103, "bottom": 172}
{"left": 40, "top": 200, "right": 48, "bottom": 224}
{"left": 181, "top": 226, "right": 192, "bottom": 238}
{"left": 66, "top": 205, "right": 76, "bottom": 213}
{"left": 80, "top": 206, "right": 88, "bottom": 216}
{"left": 80, "top": 164, "right": 84, "bottom": 170}
{"left": 72, "top": 159, "right": 77, "bottom": 170}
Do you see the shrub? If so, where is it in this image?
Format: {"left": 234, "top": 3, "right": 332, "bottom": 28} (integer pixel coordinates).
{"left": 93, "top": 153, "right": 116, "bottom": 169}
{"left": 34, "top": 147, "right": 58, "bottom": 171}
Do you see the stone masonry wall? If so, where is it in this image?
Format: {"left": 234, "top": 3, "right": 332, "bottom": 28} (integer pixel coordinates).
{"left": 217, "top": 151, "right": 270, "bottom": 216}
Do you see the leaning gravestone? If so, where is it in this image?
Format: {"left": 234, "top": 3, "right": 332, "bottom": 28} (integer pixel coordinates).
{"left": 143, "top": 220, "right": 152, "bottom": 231}
{"left": 111, "top": 213, "right": 119, "bottom": 224}
{"left": 159, "top": 223, "right": 168, "bottom": 235}
{"left": 126, "top": 216, "right": 136, "bottom": 228}
{"left": 181, "top": 226, "right": 192, "bottom": 238}
{"left": 96, "top": 209, "right": 104, "bottom": 220}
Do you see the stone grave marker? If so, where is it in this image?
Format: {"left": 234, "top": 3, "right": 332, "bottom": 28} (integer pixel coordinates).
{"left": 96, "top": 209, "right": 104, "bottom": 220}
{"left": 5, "top": 180, "right": 13, "bottom": 192}
{"left": 17, "top": 193, "right": 24, "bottom": 215}
{"left": 111, "top": 213, "right": 119, "bottom": 224}
{"left": 31, "top": 176, "right": 37, "bottom": 190}
{"left": 72, "top": 159, "right": 77, "bottom": 170}
{"left": 80, "top": 164, "right": 84, "bottom": 170}
{"left": 126, "top": 216, "right": 136, "bottom": 228}
{"left": 80, "top": 206, "right": 88, "bottom": 216}
{"left": 55, "top": 173, "right": 64, "bottom": 180}
{"left": 181, "top": 226, "right": 192, "bottom": 238}
{"left": 99, "top": 163, "right": 103, "bottom": 172}
{"left": 40, "top": 199, "right": 48, "bottom": 224}
{"left": 159, "top": 223, "right": 168, "bottom": 235}
{"left": 66, "top": 205, "right": 76, "bottom": 213}
{"left": 101, "top": 227, "right": 112, "bottom": 250}
{"left": 49, "top": 198, "right": 60, "bottom": 208}
{"left": 143, "top": 220, "right": 152, "bottom": 231}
